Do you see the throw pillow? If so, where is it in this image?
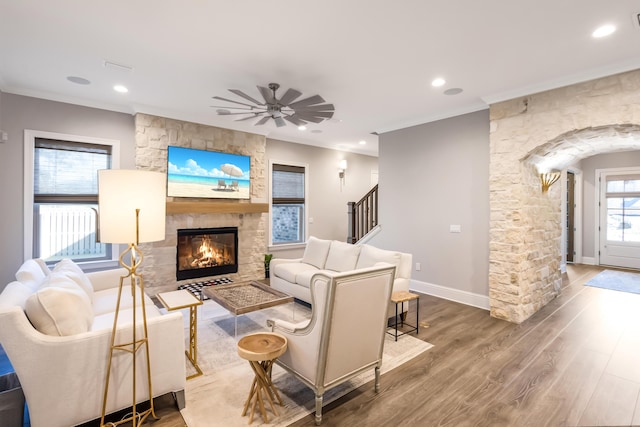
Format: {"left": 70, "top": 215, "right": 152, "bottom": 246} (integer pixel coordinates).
{"left": 356, "top": 245, "right": 402, "bottom": 278}
{"left": 324, "top": 241, "right": 361, "bottom": 272}
{"left": 25, "top": 273, "right": 94, "bottom": 336}
{"left": 52, "top": 259, "right": 94, "bottom": 302}
{"left": 15, "top": 259, "right": 48, "bottom": 291}
{"left": 301, "top": 237, "right": 332, "bottom": 269}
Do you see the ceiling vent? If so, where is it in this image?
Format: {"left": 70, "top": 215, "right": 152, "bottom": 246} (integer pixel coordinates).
{"left": 103, "top": 60, "right": 133, "bottom": 73}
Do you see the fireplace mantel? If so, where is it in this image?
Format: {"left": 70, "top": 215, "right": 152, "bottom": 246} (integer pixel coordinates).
{"left": 166, "top": 199, "right": 269, "bottom": 215}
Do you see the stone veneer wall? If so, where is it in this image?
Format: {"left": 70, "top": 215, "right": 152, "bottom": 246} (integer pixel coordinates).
{"left": 489, "top": 69, "right": 640, "bottom": 323}
{"left": 134, "top": 113, "right": 268, "bottom": 295}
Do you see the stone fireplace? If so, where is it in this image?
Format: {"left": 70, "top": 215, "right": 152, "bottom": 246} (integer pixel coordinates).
{"left": 133, "top": 113, "right": 268, "bottom": 295}
{"left": 176, "top": 227, "right": 238, "bottom": 280}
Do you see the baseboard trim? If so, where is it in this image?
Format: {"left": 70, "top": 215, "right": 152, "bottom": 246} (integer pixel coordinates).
{"left": 410, "top": 280, "right": 490, "bottom": 311}
{"left": 581, "top": 257, "right": 596, "bottom": 265}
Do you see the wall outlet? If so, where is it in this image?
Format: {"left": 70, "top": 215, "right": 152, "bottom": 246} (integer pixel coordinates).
{"left": 450, "top": 224, "right": 461, "bottom": 233}
{"left": 415, "top": 262, "right": 421, "bottom": 271}
{"left": 0, "top": 131, "right": 7, "bottom": 142}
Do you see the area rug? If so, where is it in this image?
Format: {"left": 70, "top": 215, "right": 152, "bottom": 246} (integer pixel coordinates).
{"left": 176, "top": 301, "right": 433, "bottom": 427}
{"left": 585, "top": 269, "right": 640, "bottom": 294}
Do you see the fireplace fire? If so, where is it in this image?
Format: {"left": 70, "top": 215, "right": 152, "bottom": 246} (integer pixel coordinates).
{"left": 176, "top": 227, "right": 238, "bottom": 280}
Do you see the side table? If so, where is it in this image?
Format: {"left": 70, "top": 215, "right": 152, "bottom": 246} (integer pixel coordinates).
{"left": 237, "top": 332, "right": 288, "bottom": 424}
{"left": 157, "top": 289, "right": 203, "bottom": 379}
{"left": 387, "top": 291, "right": 419, "bottom": 341}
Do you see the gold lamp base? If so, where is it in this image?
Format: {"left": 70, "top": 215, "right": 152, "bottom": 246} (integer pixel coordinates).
{"left": 100, "top": 242, "right": 157, "bottom": 427}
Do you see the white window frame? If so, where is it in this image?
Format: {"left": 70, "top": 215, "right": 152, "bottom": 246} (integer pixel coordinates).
{"left": 24, "top": 130, "right": 121, "bottom": 269}
{"left": 268, "top": 159, "right": 309, "bottom": 249}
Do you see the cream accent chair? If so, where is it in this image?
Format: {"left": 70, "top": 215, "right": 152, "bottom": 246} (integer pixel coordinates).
{"left": 268, "top": 264, "right": 395, "bottom": 425}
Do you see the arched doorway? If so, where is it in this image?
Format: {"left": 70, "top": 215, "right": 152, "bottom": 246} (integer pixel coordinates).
{"left": 489, "top": 68, "right": 640, "bottom": 323}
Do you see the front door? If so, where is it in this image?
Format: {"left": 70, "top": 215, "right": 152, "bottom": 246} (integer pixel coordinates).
{"left": 599, "top": 169, "right": 640, "bottom": 269}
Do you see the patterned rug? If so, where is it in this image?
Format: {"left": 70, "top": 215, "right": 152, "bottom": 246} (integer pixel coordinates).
{"left": 585, "top": 269, "right": 640, "bottom": 295}
{"left": 177, "top": 277, "right": 234, "bottom": 301}
{"left": 174, "top": 301, "right": 433, "bottom": 426}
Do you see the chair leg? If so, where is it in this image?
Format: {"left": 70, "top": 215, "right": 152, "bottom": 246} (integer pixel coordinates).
{"left": 315, "top": 394, "right": 323, "bottom": 425}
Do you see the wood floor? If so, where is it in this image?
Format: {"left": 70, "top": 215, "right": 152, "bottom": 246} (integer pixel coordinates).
{"left": 98, "top": 264, "right": 640, "bottom": 426}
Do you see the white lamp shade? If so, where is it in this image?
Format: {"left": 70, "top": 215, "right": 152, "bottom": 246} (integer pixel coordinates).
{"left": 98, "top": 169, "right": 166, "bottom": 244}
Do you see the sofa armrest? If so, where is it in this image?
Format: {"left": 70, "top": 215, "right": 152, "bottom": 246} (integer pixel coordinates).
{"left": 0, "top": 306, "right": 185, "bottom": 427}
{"left": 87, "top": 268, "right": 129, "bottom": 292}
{"left": 270, "top": 258, "right": 303, "bottom": 267}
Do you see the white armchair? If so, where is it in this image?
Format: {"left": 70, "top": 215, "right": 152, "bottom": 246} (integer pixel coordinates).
{"left": 268, "top": 264, "right": 395, "bottom": 425}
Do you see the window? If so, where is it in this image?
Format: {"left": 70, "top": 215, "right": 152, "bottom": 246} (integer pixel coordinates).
{"left": 24, "top": 131, "right": 120, "bottom": 266}
{"left": 270, "top": 163, "right": 307, "bottom": 245}
{"left": 605, "top": 176, "right": 640, "bottom": 243}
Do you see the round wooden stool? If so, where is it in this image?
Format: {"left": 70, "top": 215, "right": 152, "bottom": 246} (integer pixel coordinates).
{"left": 237, "top": 332, "right": 288, "bottom": 424}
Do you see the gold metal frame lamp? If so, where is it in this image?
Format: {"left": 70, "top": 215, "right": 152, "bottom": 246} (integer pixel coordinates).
{"left": 98, "top": 169, "right": 166, "bottom": 427}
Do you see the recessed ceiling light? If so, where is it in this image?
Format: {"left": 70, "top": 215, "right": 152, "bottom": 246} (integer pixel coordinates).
{"left": 113, "top": 85, "right": 128, "bottom": 93}
{"left": 592, "top": 24, "right": 616, "bottom": 38}
{"left": 431, "top": 78, "right": 446, "bottom": 87}
{"left": 359, "top": 140, "right": 367, "bottom": 145}
{"left": 67, "top": 76, "right": 91, "bottom": 85}
{"left": 444, "top": 88, "right": 463, "bottom": 96}
{"left": 298, "top": 125, "right": 307, "bottom": 131}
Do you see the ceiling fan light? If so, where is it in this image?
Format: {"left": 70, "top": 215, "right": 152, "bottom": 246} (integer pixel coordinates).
{"left": 214, "top": 83, "right": 334, "bottom": 128}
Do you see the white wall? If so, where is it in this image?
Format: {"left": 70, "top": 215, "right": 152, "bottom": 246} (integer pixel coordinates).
{"left": 266, "top": 138, "right": 378, "bottom": 258}
{"left": 0, "top": 93, "right": 135, "bottom": 287}
{"left": 579, "top": 151, "right": 640, "bottom": 259}
{"left": 373, "top": 110, "right": 490, "bottom": 303}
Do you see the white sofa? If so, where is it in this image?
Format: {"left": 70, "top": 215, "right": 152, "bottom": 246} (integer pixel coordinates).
{"left": 270, "top": 237, "right": 412, "bottom": 318}
{"left": 0, "top": 258, "right": 186, "bottom": 427}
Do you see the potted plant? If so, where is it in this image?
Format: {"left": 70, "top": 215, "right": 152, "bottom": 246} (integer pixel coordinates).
{"left": 264, "top": 254, "right": 273, "bottom": 279}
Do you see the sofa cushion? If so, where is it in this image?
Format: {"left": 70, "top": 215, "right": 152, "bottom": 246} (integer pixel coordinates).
{"left": 273, "top": 262, "right": 319, "bottom": 285}
{"left": 52, "top": 259, "right": 94, "bottom": 302}
{"left": 301, "top": 237, "right": 331, "bottom": 269}
{"left": 91, "top": 304, "right": 163, "bottom": 332}
{"left": 24, "top": 274, "right": 94, "bottom": 336}
{"left": 15, "top": 259, "right": 49, "bottom": 292}
{"left": 356, "top": 245, "right": 402, "bottom": 278}
{"left": 324, "top": 241, "right": 361, "bottom": 272}
{"left": 295, "top": 269, "right": 320, "bottom": 289}
{"left": 92, "top": 285, "right": 155, "bottom": 316}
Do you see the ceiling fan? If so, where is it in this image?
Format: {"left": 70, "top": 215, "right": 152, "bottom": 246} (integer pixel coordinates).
{"left": 212, "top": 83, "right": 335, "bottom": 128}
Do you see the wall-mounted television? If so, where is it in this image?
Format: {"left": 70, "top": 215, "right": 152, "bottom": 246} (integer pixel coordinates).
{"left": 167, "top": 146, "right": 250, "bottom": 200}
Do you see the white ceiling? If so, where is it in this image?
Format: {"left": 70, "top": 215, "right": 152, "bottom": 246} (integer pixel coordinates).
{"left": 1, "top": 1, "right": 640, "bottom": 157}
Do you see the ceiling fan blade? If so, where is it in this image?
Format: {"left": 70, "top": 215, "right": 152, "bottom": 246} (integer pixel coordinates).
{"left": 217, "top": 109, "right": 259, "bottom": 116}
{"left": 211, "top": 105, "right": 255, "bottom": 110}
{"left": 284, "top": 115, "right": 307, "bottom": 126}
{"left": 274, "top": 117, "right": 287, "bottom": 127}
{"left": 255, "top": 116, "right": 271, "bottom": 126}
{"left": 293, "top": 103, "right": 334, "bottom": 112}
{"left": 278, "top": 88, "right": 302, "bottom": 106}
{"left": 257, "top": 86, "right": 275, "bottom": 104}
{"left": 228, "top": 89, "right": 263, "bottom": 105}
{"left": 212, "top": 96, "right": 256, "bottom": 108}
{"left": 296, "top": 111, "right": 334, "bottom": 119}
{"left": 294, "top": 114, "right": 324, "bottom": 123}
{"left": 288, "top": 95, "right": 325, "bottom": 109}
{"left": 235, "top": 114, "right": 260, "bottom": 121}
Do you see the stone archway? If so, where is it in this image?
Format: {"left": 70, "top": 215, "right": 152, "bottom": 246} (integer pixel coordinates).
{"left": 488, "top": 69, "right": 640, "bottom": 323}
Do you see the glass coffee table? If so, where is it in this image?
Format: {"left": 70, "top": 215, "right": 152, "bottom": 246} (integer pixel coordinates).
{"left": 202, "top": 281, "right": 294, "bottom": 338}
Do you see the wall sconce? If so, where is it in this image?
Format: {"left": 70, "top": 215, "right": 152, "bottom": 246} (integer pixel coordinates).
{"left": 338, "top": 159, "right": 347, "bottom": 191}
{"left": 540, "top": 170, "right": 561, "bottom": 193}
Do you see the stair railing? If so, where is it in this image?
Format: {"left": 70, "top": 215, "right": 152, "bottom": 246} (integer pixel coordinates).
{"left": 347, "top": 184, "right": 378, "bottom": 244}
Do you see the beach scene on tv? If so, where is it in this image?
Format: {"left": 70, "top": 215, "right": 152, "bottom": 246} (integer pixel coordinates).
{"left": 167, "top": 146, "right": 250, "bottom": 199}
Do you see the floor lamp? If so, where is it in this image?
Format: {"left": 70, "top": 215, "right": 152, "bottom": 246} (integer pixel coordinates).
{"left": 98, "top": 169, "right": 166, "bottom": 427}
